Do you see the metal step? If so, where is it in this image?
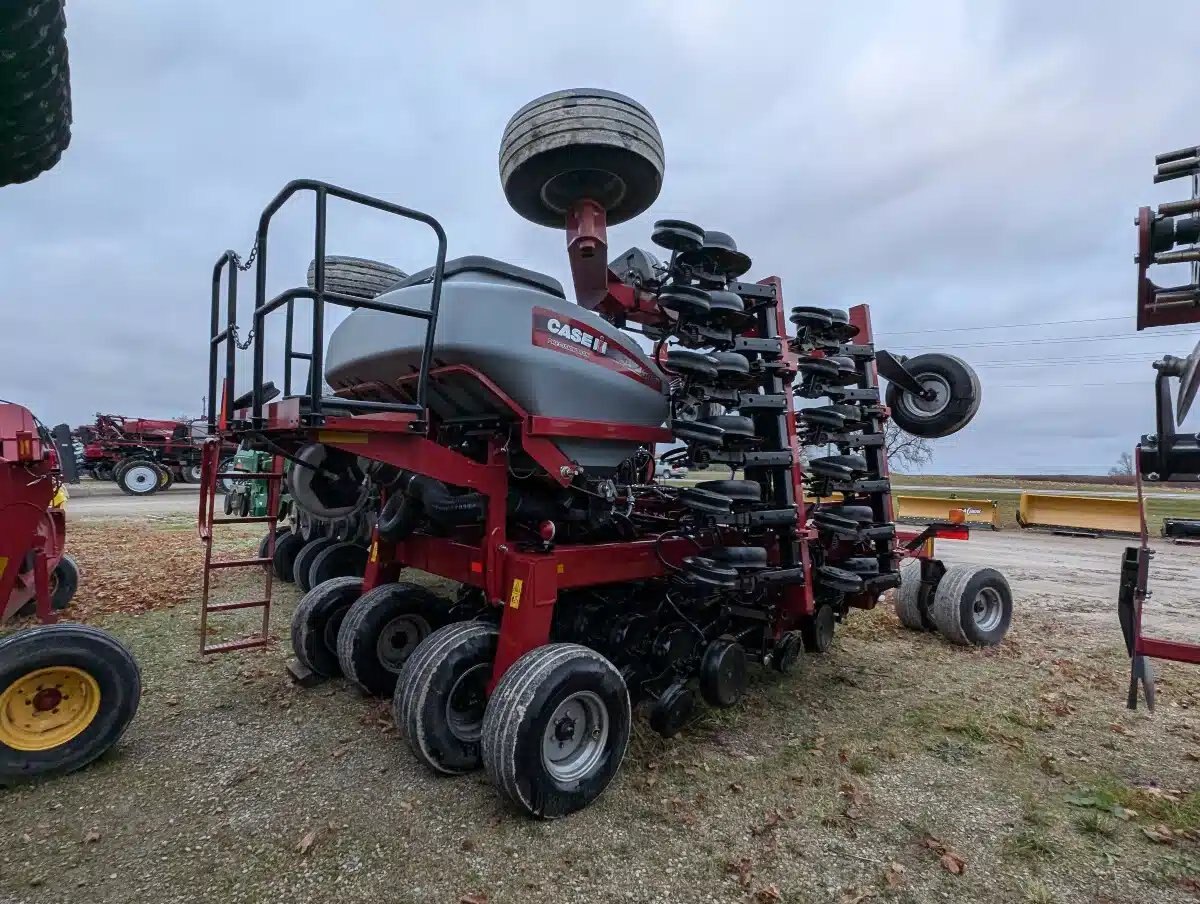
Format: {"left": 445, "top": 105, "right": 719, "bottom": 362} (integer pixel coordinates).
{"left": 205, "top": 598, "right": 269, "bottom": 613}
{"left": 208, "top": 556, "right": 272, "bottom": 570}
{"left": 202, "top": 635, "right": 269, "bottom": 655}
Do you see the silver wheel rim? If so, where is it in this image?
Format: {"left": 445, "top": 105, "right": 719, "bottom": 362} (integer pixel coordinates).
{"left": 541, "top": 690, "right": 609, "bottom": 784}
{"left": 901, "top": 374, "right": 951, "bottom": 419}
{"left": 188, "top": 465, "right": 202, "bottom": 481}
{"left": 376, "top": 614, "right": 430, "bottom": 673}
{"left": 124, "top": 463, "right": 157, "bottom": 491}
{"left": 972, "top": 587, "right": 1004, "bottom": 633}
{"left": 445, "top": 663, "right": 489, "bottom": 743}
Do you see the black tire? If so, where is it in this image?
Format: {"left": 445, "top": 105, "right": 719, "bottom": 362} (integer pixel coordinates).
{"left": 395, "top": 621, "right": 499, "bottom": 775}
{"left": 216, "top": 457, "right": 236, "bottom": 494}
{"left": 308, "top": 540, "right": 368, "bottom": 588}
{"left": 500, "top": 88, "right": 664, "bottom": 227}
{"left": 0, "top": 0, "right": 72, "bottom": 189}
{"left": 292, "top": 537, "right": 337, "bottom": 594}
{"left": 271, "top": 532, "right": 305, "bottom": 582}
{"left": 932, "top": 564, "right": 1012, "bottom": 647}
{"left": 155, "top": 464, "right": 173, "bottom": 492}
{"left": 885, "top": 353, "right": 981, "bottom": 439}
{"left": 0, "top": 624, "right": 139, "bottom": 783}
{"left": 337, "top": 582, "right": 450, "bottom": 696}
{"left": 694, "top": 479, "right": 761, "bottom": 503}
{"left": 237, "top": 490, "right": 251, "bottom": 518}
{"left": 178, "top": 463, "right": 203, "bottom": 484}
{"left": 306, "top": 256, "right": 407, "bottom": 300}
{"left": 223, "top": 492, "right": 234, "bottom": 516}
{"left": 289, "top": 576, "right": 362, "bottom": 678}
{"left": 49, "top": 554, "right": 78, "bottom": 611}
{"left": 699, "top": 639, "right": 747, "bottom": 708}
{"left": 255, "top": 528, "right": 288, "bottom": 574}
{"left": 93, "top": 462, "right": 114, "bottom": 481}
{"left": 895, "top": 560, "right": 933, "bottom": 631}
{"left": 482, "top": 643, "right": 631, "bottom": 819}
{"left": 115, "top": 460, "right": 159, "bottom": 497}
{"left": 800, "top": 603, "right": 836, "bottom": 653}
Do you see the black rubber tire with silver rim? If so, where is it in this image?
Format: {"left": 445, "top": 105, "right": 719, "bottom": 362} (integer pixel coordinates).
{"left": 482, "top": 643, "right": 630, "bottom": 819}
{"left": 179, "top": 463, "right": 203, "bottom": 484}
{"left": 337, "top": 582, "right": 449, "bottom": 697}
{"left": 885, "top": 353, "right": 981, "bottom": 439}
{"left": 116, "top": 460, "right": 159, "bottom": 496}
{"left": 0, "top": 624, "right": 140, "bottom": 783}
{"left": 895, "top": 559, "right": 934, "bottom": 631}
{"left": 395, "top": 621, "right": 498, "bottom": 775}
{"left": 290, "top": 576, "right": 362, "bottom": 677}
{"left": 50, "top": 554, "right": 78, "bottom": 610}
{"left": 306, "top": 256, "right": 407, "bottom": 300}
{"left": 499, "top": 88, "right": 664, "bottom": 227}
{"left": 932, "top": 564, "right": 1012, "bottom": 647}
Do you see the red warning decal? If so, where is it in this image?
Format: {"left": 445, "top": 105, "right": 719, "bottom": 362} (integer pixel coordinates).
{"left": 532, "top": 307, "right": 663, "bottom": 390}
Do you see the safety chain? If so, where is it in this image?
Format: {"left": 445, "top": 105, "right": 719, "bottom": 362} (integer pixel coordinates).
{"left": 225, "top": 238, "right": 259, "bottom": 348}
{"left": 229, "top": 324, "right": 255, "bottom": 351}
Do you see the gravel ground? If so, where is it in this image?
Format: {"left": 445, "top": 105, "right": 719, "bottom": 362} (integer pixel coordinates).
{"left": 1, "top": 526, "right": 1199, "bottom": 903}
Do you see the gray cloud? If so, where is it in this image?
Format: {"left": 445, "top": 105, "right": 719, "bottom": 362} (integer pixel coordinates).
{"left": 1, "top": 0, "right": 1196, "bottom": 474}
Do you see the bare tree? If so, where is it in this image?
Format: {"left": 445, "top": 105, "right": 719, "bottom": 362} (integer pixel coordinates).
{"left": 884, "top": 421, "right": 933, "bottom": 472}
{"left": 1108, "top": 451, "right": 1134, "bottom": 477}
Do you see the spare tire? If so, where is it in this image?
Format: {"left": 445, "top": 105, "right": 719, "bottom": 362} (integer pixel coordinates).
{"left": 306, "top": 256, "right": 407, "bottom": 300}
{"left": 500, "top": 88, "right": 664, "bottom": 227}
{"left": 0, "top": 0, "right": 72, "bottom": 188}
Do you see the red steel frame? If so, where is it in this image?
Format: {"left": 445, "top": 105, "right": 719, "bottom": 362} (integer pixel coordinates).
{"left": 208, "top": 193, "right": 957, "bottom": 682}
{"left": 0, "top": 403, "right": 64, "bottom": 624}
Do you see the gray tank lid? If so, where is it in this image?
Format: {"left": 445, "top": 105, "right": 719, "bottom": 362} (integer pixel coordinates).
{"left": 393, "top": 255, "right": 565, "bottom": 299}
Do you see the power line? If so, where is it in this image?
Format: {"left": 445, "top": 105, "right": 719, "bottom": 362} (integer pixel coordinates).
{"left": 882, "top": 315, "right": 1129, "bottom": 335}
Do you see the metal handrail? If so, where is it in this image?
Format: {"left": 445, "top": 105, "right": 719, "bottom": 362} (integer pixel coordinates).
{"left": 208, "top": 179, "right": 448, "bottom": 432}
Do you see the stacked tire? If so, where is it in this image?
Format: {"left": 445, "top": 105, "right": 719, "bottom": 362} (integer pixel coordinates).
{"left": 1, "top": 1, "right": 71, "bottom": 188}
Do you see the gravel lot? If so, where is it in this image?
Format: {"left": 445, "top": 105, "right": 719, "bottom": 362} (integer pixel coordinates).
{"left": 2, "top": 519, "right": 1199, "bottom": 904}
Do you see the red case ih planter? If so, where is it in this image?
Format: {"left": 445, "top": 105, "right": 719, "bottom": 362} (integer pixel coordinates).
{"left": 198, "top": 90, "right": 1008, "bottom": 818}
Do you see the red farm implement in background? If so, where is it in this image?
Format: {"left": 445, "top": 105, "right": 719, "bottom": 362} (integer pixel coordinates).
{"left": 76, "top": 412, "right": 216, "bottom": 494}
{"left": 198, "top": 89, "right": 1009, "bottom": 818}
{"left": 1120, "top": 143, "right": 1200, "bottom": 708}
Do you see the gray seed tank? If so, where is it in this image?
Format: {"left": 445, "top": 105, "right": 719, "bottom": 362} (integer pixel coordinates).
{"left": 324, "top": 256, "right": 671, "bottom": 472}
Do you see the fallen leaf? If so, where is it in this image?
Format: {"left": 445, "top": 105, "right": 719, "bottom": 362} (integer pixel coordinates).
{"left": 83, "top": 830, "right": 101, "bottom": 844}
{"left": 938, "top": 852, "right": 967, "bottom": 875}
{"left": 729, "top": 782, "right": 745, "bottom": 794}
{"left": 839, "top": 888, "right": 875, "bottom": 904}
{"left": 460, "top": 894, "right": 488, "bottom": 904}
{"left": 296, "top": 829, "right": 320, "bottom": 855}
{"left": 754, "top": 884, "right": 783, "bottom": 903}
{"left": 726, "top": 856, "right": 753, "bottom": 889}
{"left": 1143, "top": 825, "right": 1175, "bottom": 845}
{"left": 883, "top": 862, "right": 906, "bottom": 889}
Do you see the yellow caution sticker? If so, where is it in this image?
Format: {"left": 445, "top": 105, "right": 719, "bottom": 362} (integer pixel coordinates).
{"left": 0, "top": 556, "right": 7, "bottom": 581}
{"left": 368, "top": 542, "right": 378, "bottom": 563}
{"left": 317, "top": 431, "right": 369, "bottom": 444}
{"left": 509, "top": 578, "right": 524, "bottom": 610}
{"left": 556, "top": 563, "right": 564, "bottom": 574}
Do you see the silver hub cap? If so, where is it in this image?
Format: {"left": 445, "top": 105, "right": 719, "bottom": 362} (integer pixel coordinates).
{"left": 376, "top": 614, "right": 430, "bottom": 673}
{"left": 124, "top": 464, "right": 158, "bottom": 491}
{"left": 903, "top": 374, "right": 951, "bottom": 419}
{"left": 541, "top": 690, "right": 609, "bottom": 783}
{"left": 972, "top": 587, "right": 1004, "bottom": 632}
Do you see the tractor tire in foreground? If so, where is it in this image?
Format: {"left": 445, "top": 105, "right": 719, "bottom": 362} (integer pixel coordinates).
{"left": 0, "top": 624, "right": 140, "bottom": 783}
{"left": 395, "top": 621, "right": 498, "bottom": 775}
{"left": 0, "top": 0, "right": 72, "bottom": 189}
{"left": 483, "top": 643, "right": 630, "bottom": 819}
{"left": 932, "top": 564, "right": 1012, "bottom": 647}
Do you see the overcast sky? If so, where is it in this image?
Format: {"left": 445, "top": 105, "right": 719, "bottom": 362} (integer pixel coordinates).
{"left": 2, "top": 1, "right": 1197, "bottom": 474}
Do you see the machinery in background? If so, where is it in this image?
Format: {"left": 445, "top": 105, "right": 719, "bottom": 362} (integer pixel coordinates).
{"left": 1119, "top": 143, "right": 1200, "bottom": 709}
{"left": 76, "top": 413, "right": 216, "bottom": 494}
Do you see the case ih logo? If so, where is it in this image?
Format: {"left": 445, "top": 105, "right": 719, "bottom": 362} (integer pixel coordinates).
{"left": 532, "top": 307, "right": 662, "bottom": 390}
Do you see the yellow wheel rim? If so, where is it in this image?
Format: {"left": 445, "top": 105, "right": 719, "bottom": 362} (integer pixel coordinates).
{"left": 0, "top": 667, "right": 101, "bottom": 752}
